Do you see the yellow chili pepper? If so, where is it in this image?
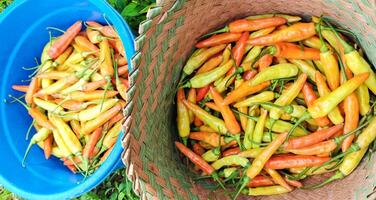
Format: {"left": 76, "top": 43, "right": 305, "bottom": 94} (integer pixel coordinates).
{"left": 252, "top": 109, "right": 268, "bottom": 148}
{"left": 356, "top": 84, "right": 370, "bottom": 115}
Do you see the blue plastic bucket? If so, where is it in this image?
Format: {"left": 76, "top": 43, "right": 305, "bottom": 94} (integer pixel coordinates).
{"left": 0, "top": 0, "right": 134, "bottom": 199}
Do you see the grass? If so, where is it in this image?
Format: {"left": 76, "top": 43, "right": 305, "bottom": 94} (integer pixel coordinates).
{"left": 0, "top": 0, "right": 154, "bottom": 199}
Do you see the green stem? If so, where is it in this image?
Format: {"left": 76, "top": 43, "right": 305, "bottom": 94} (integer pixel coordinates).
{"left": 287, "top": 112, "right": 311, "bottom": 138}
{"left": 302, "top": 170, "right": 344, "bottom": 189}
{"left": 322, "top": 19, "right": 354, "bottom": 53}
{"left": 198, "top": 26, "right": 229, "bottom": 39}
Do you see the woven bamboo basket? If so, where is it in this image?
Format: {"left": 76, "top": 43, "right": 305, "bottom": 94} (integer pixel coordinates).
{"left": 122, "top": 0, "right": 376, "bottom": 199}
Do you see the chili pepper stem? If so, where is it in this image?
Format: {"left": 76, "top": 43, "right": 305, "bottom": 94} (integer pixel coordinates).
{"left": 302, "top": 170, "right": 344, "bottom": 189}
{"left": 233, "top": 176, "right": 250, "bottom": 200}
{"left": 212, "top": 172, "right": 227, "bottom": 191}
{"left": 22, "top": 140, "right": 36, "bottom": 167}
{"left": 25, "top": 120, "right": 35, "bottom": 140}
{"left": 4, "top": 94, "right": 25, "bottom": 104}
{"left": 199, "top": 26, "right": 230, "bottom": 39}
{"left": 287, "top": 112, "right": 311, "bottom": 139}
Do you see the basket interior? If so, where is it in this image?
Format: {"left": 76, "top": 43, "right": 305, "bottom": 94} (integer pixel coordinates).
{"left": 124, "top": 0, "right": 376, "bottom": 199}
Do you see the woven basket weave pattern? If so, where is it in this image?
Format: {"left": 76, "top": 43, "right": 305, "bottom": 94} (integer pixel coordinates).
{"left": 123, "top": 0, "right": 376, "bottom": 199}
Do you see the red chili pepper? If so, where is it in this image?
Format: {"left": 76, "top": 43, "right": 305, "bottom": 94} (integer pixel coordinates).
{"left": 242, "top": 70, "right": 258, "bottom": 81}
{"left": 232, "top": 32, "right": 250, "bottom": 66}
{"left": 258, "top": 54, "right": 273, "bottom": 71}
{"left": 192, "top": 143, "right": 205, "bottom": 156}
{"left": 222, "top": 147, "right": 241, "bottom": 157}
{"left": 48, "top": 21, "right": 82, "bottom": 59}
{"left": 247, "top": 175, "right": 275, "bottom": 187}
{"left": 196, "top": 85, "right": 210, "bottom": 102}
{"left": 272, "top": 42, "right": 320, "bottom": 60}
{"left": 265, "top": 154, "right": 330, "bottom": 169}
{"left": 284, "top": 124, "right": 343, "bottom": 150}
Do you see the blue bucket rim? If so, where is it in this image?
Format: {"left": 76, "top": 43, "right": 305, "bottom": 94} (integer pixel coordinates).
{"left": 0, "top": 0, "right": 134, "bottom": 199}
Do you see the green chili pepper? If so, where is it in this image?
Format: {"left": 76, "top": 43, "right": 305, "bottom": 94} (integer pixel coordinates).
{"left": 183, "top": 60, "right": 234, "bottom": 88}
{"left": 250, "top": 63, "right": 299, "bottom": 86}
{"left": 211, "top": 155, "right": 249, "bottom": 170}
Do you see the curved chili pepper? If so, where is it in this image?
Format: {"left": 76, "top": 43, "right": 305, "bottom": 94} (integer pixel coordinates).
{"left": 308, "top": 72, "right": 369, "bottom": 118}
{"left": 22, "top": 128, "right": 52, "bottom": 166}
{"left": 315, "top": 71, "right": 344, "bottom": 124}
{"left": 284, "top": 124, "right": 343, "bottom": 150}
{"left": 301, "top": 83, "right": 330, "bottom": 127}
{"left": 248, "top": 23, "right": 316, "bottom": 45}
{"left": 288, "top": 59, "right": 317, "bottom": 82}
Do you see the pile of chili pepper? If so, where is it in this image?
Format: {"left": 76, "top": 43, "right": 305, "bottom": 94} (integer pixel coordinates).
{"left": 174, "top": 14, "right": 376, "bottom": 198}
{"left": 9, "top": 20, "right": 128, "bottom": 176}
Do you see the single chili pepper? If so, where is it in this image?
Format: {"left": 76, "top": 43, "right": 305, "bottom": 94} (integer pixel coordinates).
{"left": 342, "top": 92, "right": 359, "bottom": 152}
{"left": 196, "top": 85, "right": 210, "bottom": 102}
{"left": 232, "top": 32, "right": 250, "bottom": 66}
{"left": 22, "top": 128, "right": 52, "bottom": 166}
{"left": 210, "top": 87, "right": 241, "bottom": 134}
{"left": 287, "top": 140, "right": 337, "bottom": 156}
{"left": 52, "top": 90, "right": 118, "bottom": 101}
{"left": 284, "top": 124, "right": 343, "bottom": 150}
{"left": 248, "top": 23, "right": 316, "bottom": 45}
{"left": 222, "top": 147, "right": 241, "bottom": 157}
{"left": 81, "top": 103, "right": 122, "bottom": 135}
{"left": 212, "top": 155, "right": 249, "bottom": 170}
{"left": 243, "top": 70, "right": 258, "bottom": 81}
{"left": 194, "top": 116, "right": 204, "bottom": 127}
{"left": 238, "top": 148, "right": 265, "bottom": 158}
{"left": 49, "top": 115, "right": 82, "bottom": 155}
{"left": 70, "top": 120, "right": 82, "bottom": 139}
{"left": 12, "top": 85, "right": 29, "bottom": 93}
{"left": 309, "top": 72, "right": 369, "bottom": 118}
{"left": 270, "top": 73, "right": 307, "bottom": 120}
{"left": 197, "top": 55, "right": 223, "bottom": 75}
{"left": 189, "top": 132, "right": 224, "bottom": 147}
{"left": 34, "top": 75, "right": 79, "bottom": 97}
{"left": 81, "top": 79, "right": 107, "bottom": 92}
{"left": 318, "top": 24, "right": 340, "bottom": 90}
{"left": 258, "top": 54, "right": 273, "bottom": 71}
{"left": 83, "top": 127, "right": 103, "bottom": 160}
{"left": 44, "top": 134, "right": 53, "bottom": 159}
{"left": 284, "top": 178, "right": 303, "bottom": 188}
{"left": 201, "top": 149, "right": 220, "bottom": 163}
{"left": 214, "top": 72, "right": 237, "bottom": 93}
{"left": 196, "top": 33, "right": 241, "bottom": 48}
{"left": 242, "top": 46, "right": 263, "bottom": 65}
{"left": 64, "top": 99, "right": 119, "bottom": 122}
{"left": 356, "top": 84, "right": 370, "bottom": 115}
{"left": 314, "top": 71, "right": 344, "bottom": 124}
{"left": 175, "top": 142, "right": 225, "bottom": 188}
{"left": 25, "top": 77, "right": 39, "bottom": 105}
{"left": 187, "top": 88, "right": 196, "bottom": 123}
{"left": 302, "top": 36, "right": 322, "bottom": 49}
{"left": 52, "top": 129, "right": 71, "bottom": 158}
{"left": 74, "top": 35, "right": 99, "bottom": 52}
{"left": 97, "top": 145, "right": 115, "bottom": 166}
{"left": 243, "top": 185, "right": 290, "bottom": 196}
{"left": 288, "top": 59, "right": 317, "bottom": 82}
{"left": 270, "top": 42, "right": 320, "bottom": 60}
{"left": 192, "top": 143, "right": 205, "bottom": 156}
{"left": 48, "top": 21, "right": 82, "bottom": 59}
{"left": 235, "top": 132, "right": 288, "bottom": 199}
{"left": 247, "top": 175, "right": 274, "bottom": 187}
{"left": 224, "top": 81, "right": 271, "bottom": 106}
{"left": 184, "top": 100, "right": 228, "bottom": 134}
{"left": 234, "top": 78, "right": 248, "bottom": 131}
{"left": 109, "top": 39, "right": 125, "bottom": 56}
{"left": 265, "top": 168, "right": 293, "bottom": 191}
{"left": 265, "top": 154, "right": 330, "bottom": 169}
{"left": 86, "top": 22, "right": 118, "bottom": 38}
{"left": 244, "top": 108, "right": 257, "bottom": 150}
{"left": 86, "top": 27, "right": 104, "bottom": 44}
{"left": 183, "top": 60, "right": 234, "bottom": 88}
{"left": 252, "top": 109, "right": 268, "bottom": 148}
{"left": 33, "top": 97, "right": 64, "bottom": 114}
{"left": 113, "top": 57, "right": 127, "bottom": 102}
{"left": 228, "top": 17, "right": 287, "bottom": 33}
{"left": 117, "top": 65, "right": 128, "bottom": 76}
{"left": 301, "top": 83, "right": 330, "bottom": 127}
{"left": 177, "top": 89, "right": 190, "bottom": 144}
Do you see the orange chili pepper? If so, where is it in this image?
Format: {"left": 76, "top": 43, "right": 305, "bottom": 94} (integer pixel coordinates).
{"left": 232, "top": 32, "right": 250, "bottom": 66}
{"left": 223, "top": 81, "right": 270, "bottom": 105}
{"left": 301, "top": 83, "right": 330, "bottom": 127}
{"left": 258, "top": 54, "right": 273, "bottom": 71}
{"left": 196, "top": 33, "right": 242, "bottom": 48}
{"left": 265, "top": 154, "right": 330, "bottom": 169}
{"left": 272, "top": 42, "right": 320, "bottom": 60}
{"left": 48, "top": 21, "right": 82, "bottom": 59}
{"left": 342, "top": 92, "right": 359, "bottom": 152}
